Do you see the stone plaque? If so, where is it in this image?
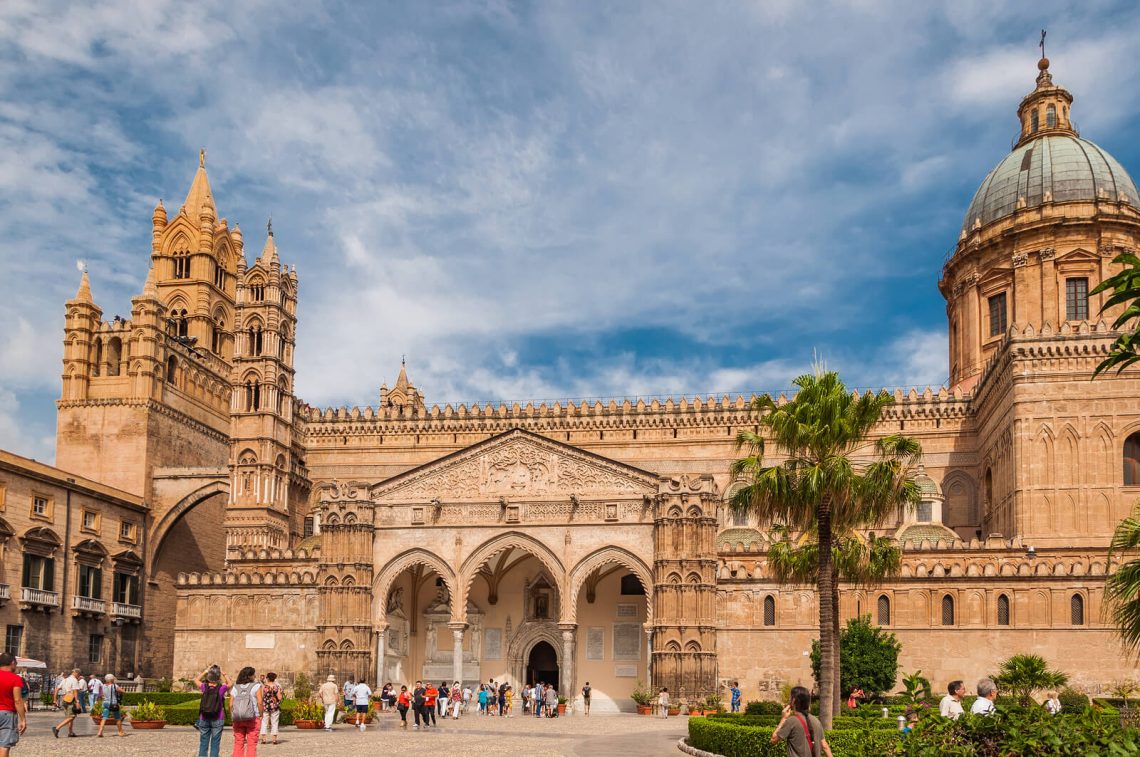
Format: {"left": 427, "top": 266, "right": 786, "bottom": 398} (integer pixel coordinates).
{"left": 613, "top": 623, "right": 640, "bottom": 661}
{"left": 615, "top": 665, "right": 637, "bottom": 678}
{"left": 244, "top": 633, "right": 275, "bottom": 649}
{"left": 616, "top": 603, "right": 637, "bottom": 618}
{"left": 484, "top": 628, "right": 502, "bottom": 660}
{"left": 586, "top": 627, "right": 604, "bottom": 661}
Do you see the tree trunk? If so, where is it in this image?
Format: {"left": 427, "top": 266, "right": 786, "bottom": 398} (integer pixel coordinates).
{"left": 832, "top": 567, "right": 841, "bottom": 719}
{"left": 817, "top": 497, "right": 836, "bottom": 730}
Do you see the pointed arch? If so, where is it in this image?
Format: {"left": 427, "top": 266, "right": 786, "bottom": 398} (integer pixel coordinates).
{"left": 372, "top": 548, "right": 457, "bottom": 624}
{"left": 565, "top": 545, "right": 654, "bottom": 623}
{"left": 459, "top": 531, "right": 564, "bottom": 624}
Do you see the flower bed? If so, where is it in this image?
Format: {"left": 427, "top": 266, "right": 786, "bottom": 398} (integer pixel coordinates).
{"left": 122, "top": 692, "right": 202, "bottom": 706}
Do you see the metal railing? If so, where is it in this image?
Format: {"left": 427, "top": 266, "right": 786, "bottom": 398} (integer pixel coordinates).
{"left": 20, "top": 587, "right": 60, "bottom": 607}
{"left": 72, "top": 595, "right": 107, "bottom": 614}
{"left": 112, "top": 602, "right": 142, "bottom": 619}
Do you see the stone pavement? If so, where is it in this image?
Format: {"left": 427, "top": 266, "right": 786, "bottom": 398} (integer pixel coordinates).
{"left": 16, "top": 709, "right": 688, "bottom": 756}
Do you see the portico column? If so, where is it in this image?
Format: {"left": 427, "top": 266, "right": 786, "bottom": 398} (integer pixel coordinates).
{"left": 374, "top": 624, "right": 388, "bottom": 686}
{"left": 558, "top": 623, "right": 576, "bottom": 713}
{"left": 644, "top": 625, "right": 653, "bottom": 685}
{"left": 448, "top": 622, "right": 467, "bottom": 686}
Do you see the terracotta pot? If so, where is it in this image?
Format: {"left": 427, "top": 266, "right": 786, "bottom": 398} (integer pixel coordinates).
{"left": 702, "top": 709, "right": 718, "bottom": 716}
{"left": 130, "top": 720, "right": 167, "bottom": 730}
{"left": 668, "top": 707, "right": 680, "bottom": 716}
{"left": 293, "top": 720, "right": 323, "bottom": 729}
{"left": 343, "top": 714, "right": 373, "bottom": 725}
{"left": 636, "top": 705, "right": 652, "bottom": 715}
{"left": 557, "top": 704, "right": 566, "bottom": 716}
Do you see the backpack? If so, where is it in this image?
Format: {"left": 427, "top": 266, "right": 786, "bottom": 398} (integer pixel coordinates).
{"left": 231, "top": 682, "right": 260, "bottom": 722}
{"left": 199, "top": 685, "right": 222, "bottom": 719}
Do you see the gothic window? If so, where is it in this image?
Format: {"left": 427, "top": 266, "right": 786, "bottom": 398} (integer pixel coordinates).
{"left": 168, "top": 308, "right": 188, "bottom": 338}
{"left": 166, "top": 356, "right": 177, "bottom": 383}
{"left": 249, "top": 281, "right": 265, "bottom": 302}
{"left": 214, "top": 263, "right": 225, "bottom": 289}
{"left": 684, "top": 640, "right": 701, "bottom": 653}
{"left": 277, "top": 379, "right": 287, "bottom": 414}
{"left": 173, "top": 249, "right": 190, "bottom": 279}
{"left": 211, "top": 319, "right": 224, "bottom": 354}
{"left": 997, "top": 594, "right": 1010, "bottom": 625}
{"left": 1126, "top": 432, "right": 1140, "bottom": 486}
{"left": 1046, "top": 104, "right": 1057, "bottom": 128}
{"left": 988, "top": 292, "right": 1007, "bottom": 337}
{"left": 106, "top": 337, "right": 121, "bottom": 376}
{"left": 1065, "top": 277, "right": 1089, "bottom": 321}
{"left": 303, "top": 517, "right": 314, "bottom": 539}
{"left": 91, "top": 338, "right": 102, "bottom": 377}
{"left": 620, "top": 574, "right": 645, "bottom": 595}
{"left": 1070, "top": 594, "right": 1084, "bottom": 626}
{"left": 984, "top": 468, "right": 994, "bottom": 506}
{"left": 763, "top": 595, "right": 776, "bottom": 626}
{"left": 247, "top": 324, "right": 263, "bottom": 356}
{"left": 731, "top": 507, "right": 748, "bottom": 527}
{"left": 941, "top": 594, "right": 955, "bottom": 626}
{"left": 1030, "top": 109, "right": 1039, "bottom": 133}
{"left": 877, "top": 595, "right": 891, "bottom": 625}
{"left": 245, "top": 380, "right": 260, "bottom": 412}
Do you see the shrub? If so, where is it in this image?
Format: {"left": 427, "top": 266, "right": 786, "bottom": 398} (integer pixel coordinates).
{"left": 1057, "top": 687, "right": 1089, "bottom": 712}
{"left": 132, "top": 700, "right": 167, "bottom": 721}
{"left": 39, "top": 692, "right": 53, "bottom": 707}
{"left": 687, "top": 716, "right": 899, "bottom": 757}
{"left": 292, "top": 672, "right": 312, "bottom": 701}
{"left": 156, "top": 677, "right": 173, "bottom": 692}
{"left": 291, "top": 699, "right": 324, "bottom": 721}
{"left": 898, "top": 706, "right": 1137, "bottom": 756}
{"left": 630, "top": 680, "right": 654, "bottom": 706}
{"left": 122, "top": 692, "right": 201, "bottom": 706}
{"left": 811, "top": 615, "right": 901, "bottom": 698}
{"left": 744, "top": 700, "right": 783, "bottom": 716}
{"left": 898, "top": 670, "right": 932, "bottom": 706}
{"left": 992, "top": 653, "right": 1068, "bottom": 708}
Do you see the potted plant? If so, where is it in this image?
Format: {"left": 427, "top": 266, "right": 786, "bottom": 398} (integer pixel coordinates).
{"left": 631, "top": 680, "right": 654, "bottom": 715}
{"left": 90, "top": 699, "right": 118, "bottom": 725}
{"left": 702, "top": 693, "right": 722, "bottom": 716}
{"left": 130, "top": 699, "right": 168, "bottom": 730}
{"left": 557, "top": 695, "right": 568, "bottom": 716}
{"left": 342, "top": 703, "right": 372, "bottom": 725}
{"left": 292, "top": 699, "right": 324, "bottom": 729}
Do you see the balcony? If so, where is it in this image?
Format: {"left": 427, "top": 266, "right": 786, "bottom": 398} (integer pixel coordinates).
{"left": 72, "top": 595, "right": 107, "bottom": 617}
{"left": 111, "top": 602, "right": 142, "bottom": 622}
{"left": 19, "top": 587, "right": 60, "bottom": 610}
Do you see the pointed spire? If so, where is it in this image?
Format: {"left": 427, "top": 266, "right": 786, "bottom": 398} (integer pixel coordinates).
{"left": 260, "top": 218, "right": 278, "bottom": 264}
{"left": 181, "top": 149, "right": 215, "bottom": 216}
{"left": 75, "top": 270, "right": 93, "bottom": 303}
{"left": 142, "top": 264, "right": 158, "bottom": 298}
{"left": 395, "top": 356, "right": 410, "bottom": 392}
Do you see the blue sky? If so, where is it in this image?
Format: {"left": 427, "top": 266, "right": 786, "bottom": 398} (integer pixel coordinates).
{"left": 3, "top": 1, "right": 1140, "bottom": 463}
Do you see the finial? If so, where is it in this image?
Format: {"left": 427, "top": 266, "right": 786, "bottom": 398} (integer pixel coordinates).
{"left": 199, "top": 148, "right": 206, "bottom": 168}
{"left": 76, "top": 259, "right": 87, "bottom": 274}
{"left": 401, "top": 354, "right": 406, "bottom": 366}
{"left": 267, "top": 216, "right": 273, "bottom": 237}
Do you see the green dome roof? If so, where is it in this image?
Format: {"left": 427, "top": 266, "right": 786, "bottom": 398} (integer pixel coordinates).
{"left": 962, "top": 134, "right": 1139, "bottom": 234}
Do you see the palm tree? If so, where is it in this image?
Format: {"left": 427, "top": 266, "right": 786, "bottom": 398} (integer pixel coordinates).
{"left": 1091, "top": 250, "right": 1140, "bottom": 376}
{"left": 992, "top": 653, "right": 1069, "bottom": 707}
{"left": 768, "top": 527, "right": 903, "bottom": 715}
{"left": 1106, "top": 503, "right": 1140, "bottom": 655}
{"left": 729, "top": 369, "right": 921, "bottom": 728}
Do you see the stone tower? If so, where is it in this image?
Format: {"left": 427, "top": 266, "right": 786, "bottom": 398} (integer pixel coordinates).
{"left": 652, "top": 475, "right": 719, "bottom": 699}
{"left": 225, "top": 222, "right": 307, "bottom": 551}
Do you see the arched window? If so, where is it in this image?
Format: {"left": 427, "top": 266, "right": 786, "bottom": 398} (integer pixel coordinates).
{"left": 1030, "top": 109, "right": 1039, "bottom": 133}
{"left": 763, "top": 595, "right": 776, "bottom": 626}
{"left": 1046, "top": 104, "right": 1057, "bottom": 128}
{"left": 731, "top": 506, "right": 749, "bottom": 527}
{"left": 997, "top": 594, "right": 1010, "bottom": 626}
{"left": 1070, "top": 594, "right": 1084, "bottom": 626}
{"left": 169, "top": 308, "right": 188, "bottom": 338}
{"left": 984, "top": 468, "right": 994, "bottom": 506}
{"left": 276, "top": 378, "right": 288, "bottom": 415}
{"left": 106, "top": 337, "right": 122, "bottom": 376}
{"left": 211, "top": 319, "right": 224, "bottom": 354}
{"left": 214, "top": 263, "right": 225, "bottom": 289}
{"left": 1125, "top": 432, "right": 1140, "bottom": 486}
{"left": 276, "top": 327, "right": 287, "bottom": 359}
{"left": 91, "top": 338, "right": 102, "bottom": 377}
{"left": 877, "top": 595, "right": 891, "bottom": 625}
{"left": 917, "top": 500, "right": 933, "bottom": 523}
{"left": 249, "top": 281, "right": 265, "bottom": 302}
{"left": 244, "top": 379, "right": 260, "bottom": 412}
{"left": 166, "top": 356, "right": 177, "bottom": 383}
{"left": 173, "top": 248, "right": 190, "bottom": 279}
{"left": 941, "top": 594, "right": 955, "bottom": 626}
{"left": 247, "top": 324, "right": 263, "bottom": 356}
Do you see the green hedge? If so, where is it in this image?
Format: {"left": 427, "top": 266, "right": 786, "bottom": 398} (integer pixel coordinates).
{"left": 123, "top": 692, "right": 201, "bottom": 706}
{"left": 707, "top": 712, "right": 897, "bottom": 730}
{"left": 161, "top": 698, "right": 300, "bottom": 727}
{"left": 688, "top": 718, "right": 899, "bottom": 757}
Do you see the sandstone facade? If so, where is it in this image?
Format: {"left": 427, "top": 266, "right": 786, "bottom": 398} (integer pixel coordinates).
{"left": 5, "top": 57, "right": 1140, "bottom": 709}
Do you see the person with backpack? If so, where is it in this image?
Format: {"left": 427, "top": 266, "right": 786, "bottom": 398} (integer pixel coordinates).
{"left": 581, "top": 682, "right": 591, "bottom": 716}
{"left": 227, "top": 667, "right": 263, "bottom": 756}
{"left": 196, "top": 666, "right": 230, "bottom": 757}
{"left": 95, "top": 674, "right": 126, "bottom": 738}
{"left": 771, "top": 686, "right": 833, "bottom": 757}
{"left": 412, "top": 680, "right": 427, "bottom": 728}
{"left": 258, "top": 672, "right": 282, "bottom": 745}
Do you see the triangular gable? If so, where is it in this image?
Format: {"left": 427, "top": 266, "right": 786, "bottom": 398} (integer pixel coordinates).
{"left": 372, "top": 428, "right": 659, "bottom": 502}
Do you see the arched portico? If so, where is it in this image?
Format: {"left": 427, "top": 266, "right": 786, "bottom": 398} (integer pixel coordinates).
{"left": 457, "top": 531, "right": 565, "bottom": 623}
{"left": 148, "top": 479, "right": 229, "bottom": 580}
{"left": 564, "top": 546, "right": 654, "bottom": 624}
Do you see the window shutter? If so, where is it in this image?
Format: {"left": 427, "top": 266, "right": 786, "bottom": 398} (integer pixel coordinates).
{"left": 44, "top": 558, "right": 55, "bottom": 591}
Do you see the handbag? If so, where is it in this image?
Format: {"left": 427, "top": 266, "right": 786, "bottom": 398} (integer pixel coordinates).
{"left": 795, "top": 713, "right": 818, "bottom": 757}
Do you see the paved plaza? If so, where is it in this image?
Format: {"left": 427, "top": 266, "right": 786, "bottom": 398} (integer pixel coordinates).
{"left": 15, "top": 710, "right": 687, "bottom": 756}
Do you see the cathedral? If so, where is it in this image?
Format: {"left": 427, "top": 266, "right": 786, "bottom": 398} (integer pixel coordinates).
{"left": 2, "top": 55, "right": 1139, "bottom": 711}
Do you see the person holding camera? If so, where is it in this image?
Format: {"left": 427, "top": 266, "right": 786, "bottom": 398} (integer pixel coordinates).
{"left": 95, "top": 674, "right": 126, "bottom": 738}
{"left": 771, "top": 686, "right": 832, "bottom": 757}
{"left": 196, "top": 665, "right": 230, "bottom": 757}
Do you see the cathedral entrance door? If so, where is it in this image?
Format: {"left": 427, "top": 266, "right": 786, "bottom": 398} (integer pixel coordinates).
{"left": 526, "top": 640, "right": 559, "bottom": 689}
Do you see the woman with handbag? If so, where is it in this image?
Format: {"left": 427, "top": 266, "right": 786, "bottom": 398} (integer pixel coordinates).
{"left": 96, "top": 675, "right": 126, "bottom": 738}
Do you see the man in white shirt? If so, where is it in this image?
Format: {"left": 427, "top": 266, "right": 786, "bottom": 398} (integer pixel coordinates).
{"left": 52, "top": 669, "right": 84, "bottom": 738}
{"left": 971, "top": 679, "right": 997, "bottom": 715}
{"left": 87, "top": 675, "right": 103, "bottom": 707}
{"left": 939, "top": 680, "right": 965, "bottom": 720}
{"left": 76, "top": 674, "right": 88, "bottom": 711}
{"left": 342, "top": 677, "right": 354, "bottom": 708}
{"left": 351, "top": 680, "right": 373, "bottom": 732}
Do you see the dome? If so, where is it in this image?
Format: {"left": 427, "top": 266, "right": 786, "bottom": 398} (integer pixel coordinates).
{"left": 962, "top": 134, "right": 1140, "bottom": 234}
